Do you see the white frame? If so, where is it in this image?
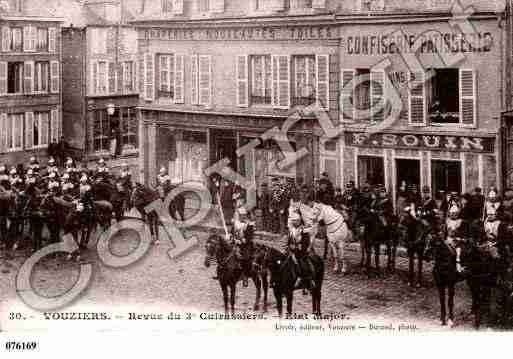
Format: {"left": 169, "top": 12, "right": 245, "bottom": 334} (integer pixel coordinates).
{"left": 33, "top": 61, "right": 49, "bottom": 94}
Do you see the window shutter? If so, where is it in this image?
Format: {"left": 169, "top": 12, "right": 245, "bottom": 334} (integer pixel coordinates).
{"left": 271, "top": 55, "right": 290, "bottom": 109}
{"left": 316, "top": 54, "right": 329, "bottom": 110}
{"left": 312, "top": 0, "right": 327, "bottom": 8}
{"left": 138, "top": 57, "right": 144, "bottom": 94}
{"left": 91, "top": 62, "right": 98, "bottom": 94}
{"left": 408, "top": 71, "right": 426, "bottom": 126}
{"left": 198, "top": 55, "right": 212, "bottom": 106}
{"left": 172, "top": 0, "right": 184, "bottom": 14}
{"left": 0, "top": 113, "right": 6, "bottom": 152}
{"left": 174, "top": 54, "right": 185, "bottom": 103}
{"left": 159, "top": 55, "right": 169, "bottom": 94}
{"left": 144, "top": 53, "right": 155, "bottom": 101}
{"left": 48, "top": 27, "right": 57, "bottom": 53}
{"left": 25, "top": 112, "right": 34, "bottom": 149}
{"left": 108, "top": 62, "right": 117, "bottom": 94}
{"left": 370, "top": 69, "right": 385, "bottom": 122}
{"left": 24, "top": 61, "right": 34, "bottom": 94}
{"left": 30, "top": 26, "right": 37, "bottom": 51}
{"left": 191, "top": 54, "right": 198, "bottom": 104}
{"left": 236, "top": 55, "right": 248, "bottom": 107}
{"left": 341, "top": 69, "right": 356, "bottom": 121}
{"left": 0, "top": 62, "right": 7, "bottom": 95}
{"left": 50, "top": 60, "right": 60, "bottom": 93}
{"left": 211, "top": 0, "right": 225, "bottom": 13}
{"left": 2, "top": 26, "right": 10, "bottom": 52}
{"left": 23, "top": 26, "right": 31, "bottom": 51}
{"left": 117, "top": 63, "right": 124, "bottom": 94}
{"left": 459, "top": 69, "right": 476, "bottom": 126}
{"left": 51, "top": 108, "right": 60, "bottom": 142}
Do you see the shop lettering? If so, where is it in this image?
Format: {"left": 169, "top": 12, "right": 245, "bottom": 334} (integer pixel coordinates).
{"left": 146, "top": 26, "right": 337, "bottom": 41}
{"left": 346, "top": 133, "right": 494, "bottom": 153}
{"left": 345, "top": 32, "right": 493, "bottom": 55}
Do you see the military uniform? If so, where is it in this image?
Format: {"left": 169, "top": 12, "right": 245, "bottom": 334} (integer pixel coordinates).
{"left": 0, "top": 165, "right": 10, "bottom": 190}
{"left": 28, "top": 157, "right": 40, "bottom": 174}
{"left": 287, "top": 210, "right": 314, "bottom": 290}
{"left": 232, "top": 207, "right": 255, "bottom": 287}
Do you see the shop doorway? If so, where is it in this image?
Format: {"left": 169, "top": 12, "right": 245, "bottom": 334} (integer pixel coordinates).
{"left": 432, "top": 160, "right": 462, "bottom": 194}
{"left": 358, "top": 156, "right": 384, "bottom": 188}
{"left": 396, "top": 159, "right": 420, "bottom": 192}
{"left": 212, "top": 130, "right": 237, "bottom": 172}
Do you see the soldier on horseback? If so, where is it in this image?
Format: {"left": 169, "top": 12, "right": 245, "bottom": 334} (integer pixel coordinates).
{"left": 484, "top": 187, "right": 502, "bottom": 221}
{"left": 287, "top": 209, "right": 315, "bottom": 291}
{"left": 62, "top": 173, "right": 78, "bottom": 199}
{"left": 95, "top": 158, "right": 110, "bottom": 183}
{"left": 0, "top": 165, "right": 10, "bottom": 191}
{"left": 28, "top": 156, "right": 40, "bottom": 174}
{"left": 442, "top": 203, "right": 470, "bottom": 274}
{"left": 371, "top": 185, "right": 394, "bottom": 227}
{"left": 118, "top": 162, "right": 133, "bottom": 214}
{"left": 46, "top": 157, "right": 59, "bottom": 176}
{"left": 231, "top": 206, "right": 255, "bottom": 288}
{"left": 341, "top": 181, "right": 359, "bottom": 230}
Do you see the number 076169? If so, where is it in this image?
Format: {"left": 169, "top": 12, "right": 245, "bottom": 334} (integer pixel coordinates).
{"left": 4, "top": 342, "right": 38, "bottom": 351}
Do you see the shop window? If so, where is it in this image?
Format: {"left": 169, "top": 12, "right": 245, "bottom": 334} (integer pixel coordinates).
{"left": 293, "top": 55, "right": 316, "bottom": 106}
{"left": 427, "top": 69, "right": 460, "bottom": 124}
{"left": 34, "top": 61, "right": 49, "bottom": 93}
{"left": 432, "top": 160, "right": 462, "bottom": 194}
{"left": 120, "top": 108, "right": 138, "bottom": 150}
{"left": 7, "top": 62, "right": 23, "bottom": 94}
{"left": 358, "top": 155, "right": 384, "bottom": 187}
{"left": 122, "top": 61, "right": 135, "bottom": 93}
{"left": 37, "top": 28, "right": 48, "bottom": 52}
{"left": 250, "top": 55, "right": 272, "bottom": 105}
{"left": 92, "top": 110, "right": 110, "bottom": 153}
{"left": 10, "top": 27, "right": 23, "bottom": 52}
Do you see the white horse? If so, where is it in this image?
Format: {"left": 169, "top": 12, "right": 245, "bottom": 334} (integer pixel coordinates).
{"left": 289, "top": 200, "right": 351, "bottom": 273}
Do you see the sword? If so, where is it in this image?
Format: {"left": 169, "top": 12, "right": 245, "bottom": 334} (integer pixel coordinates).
{"left": 216, "top": 191, "right": 229, "bottom": 239}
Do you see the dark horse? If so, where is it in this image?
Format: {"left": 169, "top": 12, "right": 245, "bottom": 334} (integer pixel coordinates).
{"left": 204, "top": 234, "right": 270, "bottom": 314}
{"left": 397, "top": 211, "right": 435, "bottom": 287}
{"left": 358, "top": 211, "right": 398, "bottom": 276}
{"left": 131, "top": 183, "right": 160, "bottom": 243}
{"left": 92, "top": 179, "right": 124, "bottom": 222}
{"left": 264, "top": 244, "right": 324, "bottom": 317}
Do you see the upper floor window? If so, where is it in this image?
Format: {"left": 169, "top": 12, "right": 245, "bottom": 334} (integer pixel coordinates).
{"left": 92, "top": 61, "right": 108, "bottom": 94}
{"left": 359, "top": 0, "right": 385, "bottom": 11}
{"left": 37, "top": 28, "right": 48, "bottom": 52}
{"left": 90, "top": 28, "right": 107, "bottom": 55}
{"left": 250, "top": 55, "right": 272, "bottom": 105}
{"left": 122, "top": 61, "right": 135, "bottom": 93}
{"left": 10, "top": 27, "right": 22, "bottom": 52}
{"left": 293, "top": 55, "right": 316, "bottom": 106}
{"left": 7, "top": 62, "right": 23, "bottom": 94}
{"left": 34, "top": 61, "right": 49, "bottom": 93}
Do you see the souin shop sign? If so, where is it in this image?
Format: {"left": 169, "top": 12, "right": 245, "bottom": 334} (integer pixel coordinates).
{"left": 346, "top": 132, "right": 495, "bottom": 153}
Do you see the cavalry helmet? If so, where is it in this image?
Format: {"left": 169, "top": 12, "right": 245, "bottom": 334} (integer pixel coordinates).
{"left": 48, "top": 157, "right": 55, "bottom": 165}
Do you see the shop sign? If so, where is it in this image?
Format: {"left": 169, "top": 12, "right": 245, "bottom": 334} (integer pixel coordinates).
{"left": 345, "top": 132, "right": 495, "bottom": 153}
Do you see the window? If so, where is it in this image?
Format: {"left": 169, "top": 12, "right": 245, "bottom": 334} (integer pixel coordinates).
{"left": 0, "top": 113, "right": 24, "bottom": 151}
{"left": 293, "top": 55, "right": 316, "bottom": 106}
{"left": 197, "top": 0, "right": 210, "bottom": 12}
{"left": 120, "top": 108, "right": 138, "bottom": 149}
{"left": 123, "top": 61, "right": 135, "bottom": 93}
{"left": 37, "top": 28, "right": 48, "bottom": 51}
{"left": 93, "top": 110, "right": 110, "bottom": 152}
{"left": 191, "top": 55, "right": 211, "bottom": 106}
{"left": 158, "top": 54, "right": 174, "bottom": 99}
{"left": 289, "top": 0, "right": 313, "bottom": 9}
{"left": 34, "top": 62, "right": 49, "bottom": 93}
{"left": 250, "top": 55, "right": 272, "bottom": 105}
{"left": 358, "top": 155, "right": 384, "bottom": 187}
{"left": 90, "top": 28, "right": 107, "bottom": 55}
{"left": 427, "top": 69, "right": 460, "bottom": 124}
{"left": 354, "top": 69, "right": 371, "bottom": 120}
{"left": 7, "top": 62, "right": 23, "bottom": 94}
{"left": 92, "top": 61, "right": 108, "bottom": 94}
{"left": 32, "top": 112, "right": 50, "bottom": 148}
{"left": 432, "top": 160, "right": 462, "bottom": 194}
{"left": 10, "top": 27, "right": 22, "bottom": 52}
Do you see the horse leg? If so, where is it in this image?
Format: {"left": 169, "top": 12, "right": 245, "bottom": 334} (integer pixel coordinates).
{"left": 365, "top": 239, "right": 372, "bottom": 277}
{"left": 252, "top": 274, "right": 261, "bottom": 311}
{"left": 230, "top": 284, "right": 236, "bottom": 315}
{"left": 274, "top": 287, "right": 283, "bottom": 318}
{"left": 408, "top": 251, "right": 414, "bottom": 286}
{"left": 374, "top": 243, "right": 381, "bottom": 276}
{"left": 416, "top": 253, "right": 424, "bottom": 288}
{"left": 448, "top": 283, "right": 455, "bottom": 327}
{"left": 262, "top": 272, "right": 269, "bottom": 313}
{"left": 438, "top": 285, "right": 447, "bottom": 325}
{"left": 221, "top": 284, "right": 229, "bottom": 315}
{"left": 286, "top": 291, "right": 294, "bottom": 316}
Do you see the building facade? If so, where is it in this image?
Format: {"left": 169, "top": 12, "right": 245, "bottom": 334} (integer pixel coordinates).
{"left": 0, "top": 0, "right": 62, "bottom": 165}
{"left": 133, "top": 0, "right": 507, "bottom": 202}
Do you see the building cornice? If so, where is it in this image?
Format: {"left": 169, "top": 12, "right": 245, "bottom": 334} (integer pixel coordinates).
{"left": 0, "top": 16, "right": 64, "bottom": 22}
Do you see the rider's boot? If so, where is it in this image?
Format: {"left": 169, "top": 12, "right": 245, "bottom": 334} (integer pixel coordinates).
{"left": 242, "top": 275, "right": 249, "bottom": 288}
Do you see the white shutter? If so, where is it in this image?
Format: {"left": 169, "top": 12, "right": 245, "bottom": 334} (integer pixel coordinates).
{"left": 408, "top": 71, "right": 426, "bottom": 126}
{"left": 341, "top": 69, "right": 356, "bottom": 121}
{"left": 0, "top": 61, "right": 7, "bottom": 95}
{"left": 174, "top": 54, "right": 185, "bottom": 103}
{"left": 144, "top": 53, "right": 155, "bottom": 101}
{"left": 316, "top": 54, "right": 329, "bottom": 110}
{"left": 108, "top": 62, "right": 117, "bottom": 94}
{"left": 211, "top": 0, "right": 225, "bottom": 13}
{"left": 172, "top": 0, "right": 184, "bottom": 14}
{"left": 0, "top": 113, "right": 6, "bottom": 152}
{"left": 198, "top": 55, "right": 212, "bottom": 106}
{"left": 91, "top": 62, "right": 98, "bottom": 94}
{"left": 48, "top": 27, "right": 57, "bottom": 53}
{"left": 50, "top": 60, "right": 60, "bottom": 93}
{"left": 2, "top": 26, "right": 10, "bottom": 52}
{"left": 236, "top": 55, "right": 248, "bottom": 107}
{"left": 23, "top": 26, "right": 31, "bottom": 51}
{"left": 24, "top": 61, "right": 34, "bottom": 94}
{"left": 271, "top": 55, "right": 290, "bottom": 109}
{"left": 191, "top": 54, "right": 198, "bottom": 104}
{"left": 25, "top": 112, "right": 34, "bottom": 149}
{"left": 159, "top": 55, "right": 169, "bottom": 94}
{"left": 370, "top": 69, "right": 385, "bottom": 122}
{"left": 459, "top": 69, "right": 476, "bottom": 127}
{"left": 30, "top": 26, "right": 37, "bottom": 51}
{"left": 312, "top": 0, "right": 327, "bottom": 8}
{"left": 51, "top": 108, "right": 60, "bottom": 142}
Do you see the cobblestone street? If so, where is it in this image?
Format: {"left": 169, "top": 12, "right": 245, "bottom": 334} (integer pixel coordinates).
{"left": 0, "top": 221, "right": 478, "bottom": 333}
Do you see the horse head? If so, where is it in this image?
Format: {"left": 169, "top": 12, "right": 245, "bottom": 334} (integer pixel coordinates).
{"left": 204, "top": 234, "right": 224, "bottom": 268}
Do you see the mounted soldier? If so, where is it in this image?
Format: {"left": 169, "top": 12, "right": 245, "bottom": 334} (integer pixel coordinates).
{"left": 0, "top": 165, "right": 10, "bottom": 191}
{"left": 157, "top": 167, "right": 172, "bottom": 199}
{"left": 95, "top": 158, "right": 110, "bottom": 183}
{"left": 46, "top": 172, "right": 61, "bottom": 196}
{"left": 287, "top": 209, "right": 315, "bottom": 291}
{"left": 46, "top": 157, "right": 59, "bottom": 176}
{"left": 416, "top": 186, "right": 437, "bottom": 223}
{"left": 117, "top": 162, "right": 133, "bottom": 214}
{"left": 61, "top": 173, "right": 78, "bottom": 199}
{"left": 371, "top": 185, "right": 394, "bottom": 228}
{"left": 483, "top": 187, "right": 502, "bottom": 221}
{"left": 441, "top": 203, "right": 470, "bottom": 274}
{"left": 341, "top": 181, "right": 359, "bottom": 230}
{"left": 232, "top": 206, "right": 255, "bottom": 288}
{"left": 9, "top": 168, "right": 24, "bottom": 192}
{"left": 28, "top": 156, "right": 40, "bottom": 174}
